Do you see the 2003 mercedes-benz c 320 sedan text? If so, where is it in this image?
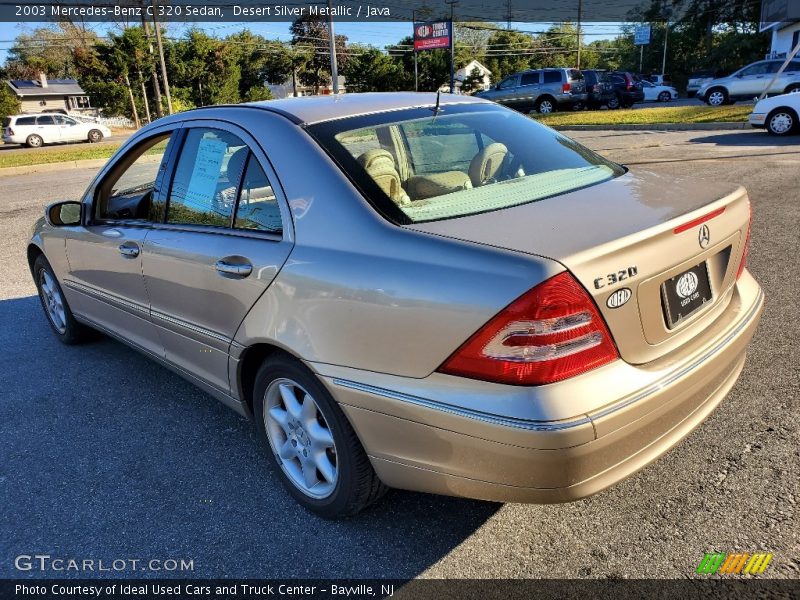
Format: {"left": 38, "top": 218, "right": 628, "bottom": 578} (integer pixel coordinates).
{"left": 29, "top": 93, "right": 763, "bottom": 518}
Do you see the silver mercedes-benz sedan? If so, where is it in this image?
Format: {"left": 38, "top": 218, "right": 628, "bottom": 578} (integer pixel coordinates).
{"left": 29, "top": 93, "right": 763, "bottom": 518}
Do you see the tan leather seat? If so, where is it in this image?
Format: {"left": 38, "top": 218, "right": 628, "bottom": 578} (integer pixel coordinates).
{"left": 357, "top": 149, "right": 410, "bottom": 206}
{"left": 407, "top": 171, "right": 472, "bottom": 200}
{"left": 469, "top": 143, "right": 508, "bottom": 187}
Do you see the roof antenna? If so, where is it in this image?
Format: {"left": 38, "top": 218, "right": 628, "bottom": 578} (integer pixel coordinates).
{"left": 431, "top": 89, "right": 442, "bottom": 116}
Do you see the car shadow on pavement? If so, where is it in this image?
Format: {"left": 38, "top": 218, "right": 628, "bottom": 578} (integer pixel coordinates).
{"left": 688, "top": 132, "right": 799, "bottom": 147}
{"left": 0, "top": 296, "right": 500, "bottom": 579}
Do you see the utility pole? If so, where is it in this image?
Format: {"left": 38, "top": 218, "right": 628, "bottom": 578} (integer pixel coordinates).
{"left": 138, "top": 69, "right": 151, "bottom": 123}
{"left": 140, "top": 5, "right": 163, "bottom": 118}
{"left": 576, "top": 0, "right": 582, "bottom": 69}
{"left": 446, "top": 0, "right": 458, "bottom": 93}
{"left": 151, "top": 0, "right": 173, "bottom": 114}
{"left": 412, "top": 9, "right": 418, "bottom": 92}
{"left": 506, "top": 0, "right": 512, "bottom": 30}
{"left": 661, "top": 20, "right": 669, "bottom": 76}
{"left": 327, "top": 0, "right": 339, "bottom": 94}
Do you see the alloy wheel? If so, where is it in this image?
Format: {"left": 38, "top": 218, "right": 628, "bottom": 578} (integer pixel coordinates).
{"left": 707, "top": 90, "right": 725, "bottom": 106}
{"left": 658, "top": 91, "right": 670, "bottom": 102}
{"left": 39, "top": 269, "right": 66, "bottom": 334}
{"left": 769, "top": 112, "right": 793, "bottom": 135}
{"left": 538, "top": 100, "right": 554, "bottom": 114}
{"left": 263, "top": 378, "right": 338, "bottom": 499}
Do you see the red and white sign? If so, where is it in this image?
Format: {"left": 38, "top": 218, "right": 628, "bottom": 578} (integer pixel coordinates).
{"left": 413, "top": 21, "right": 451, "bottom": 51}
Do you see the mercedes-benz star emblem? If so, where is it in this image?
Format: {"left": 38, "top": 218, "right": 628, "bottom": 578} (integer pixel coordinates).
{"left": 698, "top": 224, "right": 711, "bottom": 249}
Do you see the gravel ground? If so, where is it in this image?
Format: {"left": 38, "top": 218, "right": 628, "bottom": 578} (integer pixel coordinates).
{"left": 0, "top": 129, "right": 797, "bottom": 580}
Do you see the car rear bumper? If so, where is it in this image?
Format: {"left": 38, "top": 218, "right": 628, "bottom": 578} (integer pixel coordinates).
{"left": 317, "top": 272, "right": 764, "bottom": 503}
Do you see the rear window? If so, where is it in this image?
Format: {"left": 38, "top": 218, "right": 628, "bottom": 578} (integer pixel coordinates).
{"left": 542, "top": 71, "right": 562, "bottom": 84}
{"left": 15, "top": 116, "right": 36, "bottom": 126}
{"left": 569, "top": 69, "right": 584, "bottom": 80}
{"left": 307, "top": 104, "right": 624, "bottom": 224}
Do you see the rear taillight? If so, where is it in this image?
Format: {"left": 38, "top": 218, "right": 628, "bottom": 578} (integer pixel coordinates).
{"left": 625, "top": 75, "right": 633, "bottom": 91}
{"left": 562, "top": 82, "right": 571, "bottom": 93}
{"left": 737, "top": 204, "right": 752, "bottom": 279}
{"left": 7, "top": 128, "right": 14, "bottom": 136}
{"left": 438, "top": 272, "right": 619, "bottom": 386}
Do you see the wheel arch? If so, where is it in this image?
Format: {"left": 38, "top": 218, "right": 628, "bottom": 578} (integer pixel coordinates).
{"left": 27, "top": 243, "right": 44, "bottom": 277}
{"left": 236, "top": 342, "right": 306, "bottom": 417}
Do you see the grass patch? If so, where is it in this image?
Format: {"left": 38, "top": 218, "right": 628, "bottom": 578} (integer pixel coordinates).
{"left": 0, "top": 143, "right": 123, "bottom": 169}
{"left": 534, "top": 105, "right": 751, "bottom": 127}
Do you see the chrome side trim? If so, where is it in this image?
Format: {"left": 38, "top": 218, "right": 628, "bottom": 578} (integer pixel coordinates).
{"left": 332, "top": 289, "right": 763, "bottom": 434}
{"left": 62, "top": 279, "right": 149, "bottom": 315}
{"left": 150, "top": 310, "right": 231, "bottom": 345}
{"left": 590, "top": 288, "right": 764, "bottom": 422}
{"left": 332, "top": 379, "right": 593, "bottom": 432}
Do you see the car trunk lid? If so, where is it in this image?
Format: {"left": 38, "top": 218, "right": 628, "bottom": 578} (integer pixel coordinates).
{"left": 406, "top": 171, "right": 751, "bottom": 364}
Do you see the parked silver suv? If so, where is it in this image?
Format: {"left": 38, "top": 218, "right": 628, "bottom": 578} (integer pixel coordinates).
{"left": 475, "top": 68, "right": 587, "bottom": 113}
{"left": 698, "top": 59, "right": 800, "bottom": 106}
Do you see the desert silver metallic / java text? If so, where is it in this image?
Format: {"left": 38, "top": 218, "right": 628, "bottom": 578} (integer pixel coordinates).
{"left": 264, "top": 378, "right": 338, "bottom": 499}
{"left": 39, "top": 270, "right": 66, "bottom": 334}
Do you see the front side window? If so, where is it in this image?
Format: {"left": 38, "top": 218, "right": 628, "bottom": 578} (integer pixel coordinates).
{"left": 309, "top": 104, "right": 624, "bottom": 224}
{"left": 96, "top": 133, "right": 173, "bottom": 221}
{"left": 497, "top": 76, "right": 517, "bottom": 90}
{"left": 166, "top": 128, "right": 248, "bottom": 228}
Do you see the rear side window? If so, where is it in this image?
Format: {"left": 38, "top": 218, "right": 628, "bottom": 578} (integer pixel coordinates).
{"left": 520, "top": 72, "right": 539, "bottom": 86}
{"left": 36, "top": 116, "right": 56, "bottom": 125}
{"left": 16, "top": 116, "right": 36, "bottom": 126}
{"left": 543, "top": 71, "right": 561, "bottom": 84}
{"left": 234, "top": 158, "right": 282, "bottom": 234}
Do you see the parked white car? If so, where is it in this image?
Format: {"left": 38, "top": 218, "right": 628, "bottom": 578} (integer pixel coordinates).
{"left": 749, "top": 91, "right": 800, "bottom": 136}
{"left": 2, "top": 114, "right": 111, "bottom": 148}
{"left": 642, "top": 80, "right": 679, "bottom": 102}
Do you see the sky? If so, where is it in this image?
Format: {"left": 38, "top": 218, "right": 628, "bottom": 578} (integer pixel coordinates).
{"left": 0, "top": 20, "right": 623, "bottom": 63}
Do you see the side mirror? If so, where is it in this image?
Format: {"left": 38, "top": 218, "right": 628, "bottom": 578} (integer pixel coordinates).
{"left": 46, "top": 201, "right": 82, "bottom": 227}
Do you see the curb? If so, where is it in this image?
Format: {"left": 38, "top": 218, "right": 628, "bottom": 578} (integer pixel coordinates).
{"left": 0, "top": 158, "right": 110, "bottom": 178}
{"left": 553, "top": 122, "right": 749, "bottom": 131}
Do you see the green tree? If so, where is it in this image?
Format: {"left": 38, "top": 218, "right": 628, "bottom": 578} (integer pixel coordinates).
{"left": 482, "top": 29, "right": 536, "bottom": 80}
{"left": 460, "top": 66, "right": 485, "bottom": 94}
{"left": 6, "top": 23, "right": 97, "bottom": 79}
{"left": 290, "top": 16, "right": 350, "bottom": 93}
{"left": 342, "top": 45, "right": 411, "bottom": 92}
{"left": 168, "top": 29, "right": 241, "bottom": 106}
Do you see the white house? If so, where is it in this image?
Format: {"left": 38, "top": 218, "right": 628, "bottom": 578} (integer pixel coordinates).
{"left": 455, "top": 60, "right": 492, "bottom": 92}
{"left": 761, "top": 0, "right": 800, "bottom": 58}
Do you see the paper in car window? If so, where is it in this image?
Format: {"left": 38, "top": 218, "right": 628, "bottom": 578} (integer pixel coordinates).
{"left": 184, "top": 138, "right": 227, "bottom": 205}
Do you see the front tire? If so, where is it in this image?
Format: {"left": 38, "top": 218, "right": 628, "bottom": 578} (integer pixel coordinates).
{"left": 766, "top": 108, "right": 797, "bottom": 136}
{"left": 535, "top": 97, "right": 556, "bottom": 114}
{"left": 658, "top": 91, "right": 671, "bottom": 102}
{"left": 705, "top": 87, "right": 728, "bottom": 106}
{"left": 87, "top": 129, "right": 103, "bottom": 143}
{"left": 253, "top": 355, "right": 387, "bottom": 518}
{"left": 33, "top": 255, "right": 91, "bottom": 344}
{"left": 606, "top": 95, "right": 620, "bottom": 110}
{"left": 26, "top": 134, "right": 43, "bottom": 148}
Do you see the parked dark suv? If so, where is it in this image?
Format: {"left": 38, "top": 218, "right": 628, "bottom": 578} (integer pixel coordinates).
{"left": 581, "top": 70, "right": 615, "bottom": 109}
{"left": 605, "top": 72, "right": 645, "bottom": 108}
{"left": 475, "top": 68, "right": 587, "bottom": 114}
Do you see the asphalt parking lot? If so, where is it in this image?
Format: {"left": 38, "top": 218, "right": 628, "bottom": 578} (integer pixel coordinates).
{"left": 0, "top": 129, "right": 797, "bottom": 580}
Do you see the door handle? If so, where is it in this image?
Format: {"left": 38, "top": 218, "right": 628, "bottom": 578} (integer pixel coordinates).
{"left": 118, "top": 242, "right": 140, "bottom": 258}
{"left": 215, "top": 259, "right": 252, "bottom": 278}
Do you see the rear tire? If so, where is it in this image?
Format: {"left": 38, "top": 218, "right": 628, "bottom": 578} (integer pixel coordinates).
{"left": 87, "top": 129, "right": 103, "bottom": 143}
{"left": 606, "top": 95, "right": 621, "bottom": 110}
{"left": 766, "top": 108, "right": 797, "bottom": 136}
{"left": 253, "top": 354, "right": 387, "bottom": 518}
{"left": 26, "top": 134, "right": 43, "bottom": 148}
{"left": 33, "top": 255, "right": 91, "bottom": 344}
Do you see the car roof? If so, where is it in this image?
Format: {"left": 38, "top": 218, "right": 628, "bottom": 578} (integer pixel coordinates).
{"left": 243, "top": 92, "right": 489, "bottom": 125}
{"left": 9, "top": 113, "right": 68, "bottom": 118}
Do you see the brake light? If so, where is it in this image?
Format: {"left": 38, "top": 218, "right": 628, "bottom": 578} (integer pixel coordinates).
{"left": 625, "top": 75, "right": 633, "bottom": 91}
{"left": 438, "top": 272, "right": 619, "bottom": 386}
{"left": 562, "top": 82, "right": 571, "bottom": 93}
{"left": 7, "top": 128, "right": 14, "bottom": 136}
{"left": 737, "top": 204, "right": 752, "bottom": 279}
